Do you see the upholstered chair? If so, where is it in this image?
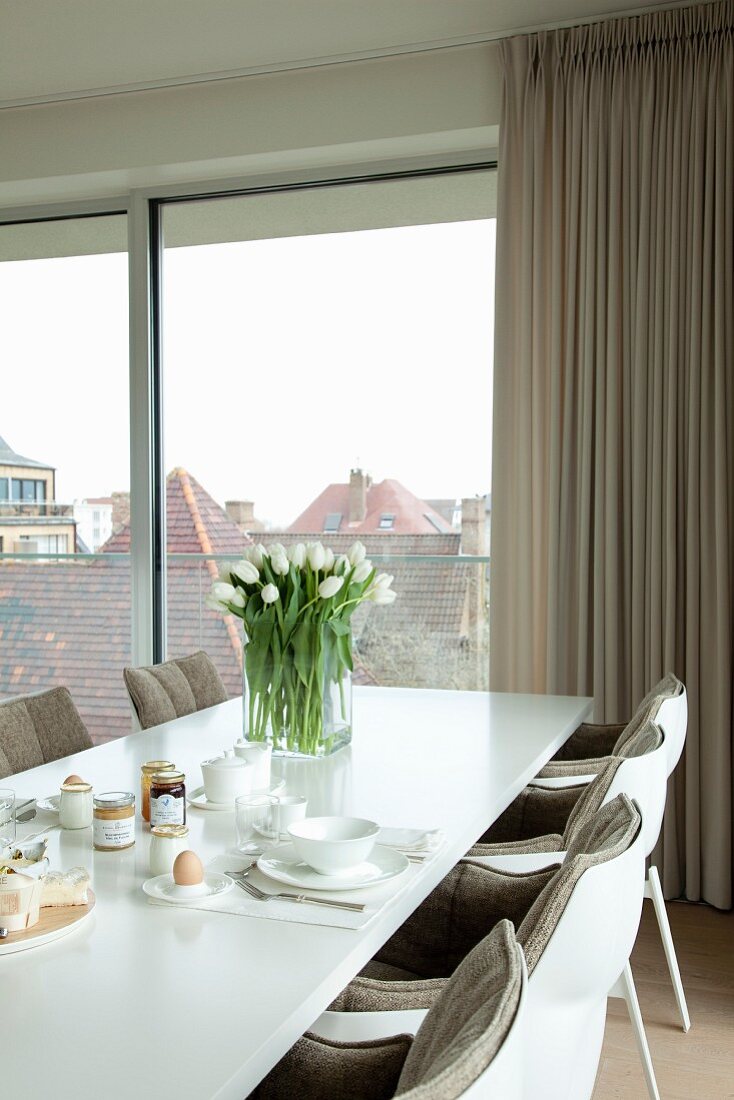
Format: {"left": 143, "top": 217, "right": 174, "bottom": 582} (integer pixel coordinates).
{"left": 477, "top": 711, "right": 690, "bottom": 1034}
{"left": 314, "top": 795, "right": 653, "bottom": 1100}
{"left": 123, "top": 650, "right": 228, "bottom": 730}
{"left": 250, "top": 919, "right": 527, "bottom": 1100}
{"left": 536, "top": 672, "right": 684, "bottom": 781}
{"left": 0, "top": 687, "right": 93, "bottom": 779}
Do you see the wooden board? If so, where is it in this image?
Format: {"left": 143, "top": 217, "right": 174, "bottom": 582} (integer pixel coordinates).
{"left": 0, "top": 889, "right": 96, "bottom": 955}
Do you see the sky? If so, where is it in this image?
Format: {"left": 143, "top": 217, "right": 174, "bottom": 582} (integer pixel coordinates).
{"left": 1, "top": 218, "right": 495, "bottom": 528}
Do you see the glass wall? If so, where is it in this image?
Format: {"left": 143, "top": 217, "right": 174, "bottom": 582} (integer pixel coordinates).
{"left": 0, "top": 215, "right": 131, "bottom": 744}
{"left": 160, "top": 170, "right": 496, "bottom": 696}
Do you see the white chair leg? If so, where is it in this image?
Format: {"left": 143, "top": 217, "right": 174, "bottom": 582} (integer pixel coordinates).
{"left": 612, "top": 963, "right": 661, "bottom": 1100}
{"left": 646, "top": 864, "right": 691, "bottom": 1032}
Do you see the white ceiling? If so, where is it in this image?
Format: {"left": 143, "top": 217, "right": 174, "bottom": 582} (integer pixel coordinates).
{"left": 0, "top": 0, "right": 704, "bottom": 105}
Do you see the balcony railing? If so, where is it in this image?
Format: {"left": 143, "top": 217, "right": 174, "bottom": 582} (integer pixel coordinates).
{"left": 0, "top": 501, "right": 75, "bottom": 519}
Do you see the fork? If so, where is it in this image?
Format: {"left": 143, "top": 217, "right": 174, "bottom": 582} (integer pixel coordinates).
{"left": 225, "top": 870, "right": 365, "bottom": 912}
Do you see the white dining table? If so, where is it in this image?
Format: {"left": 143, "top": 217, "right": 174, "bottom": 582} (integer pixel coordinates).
{"left": 4, "top": 686, "right": 590, "bottom": 1098}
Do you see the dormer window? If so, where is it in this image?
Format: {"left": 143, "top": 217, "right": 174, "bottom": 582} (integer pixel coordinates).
{"left": 378, "top": 513, "right": 395, "bottom": 529}
{"left": 323, "top": 512, "right": 342, "bottom": 532}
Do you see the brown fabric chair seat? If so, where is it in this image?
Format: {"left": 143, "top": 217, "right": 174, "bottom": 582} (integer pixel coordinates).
{"left": 123, "top": 650, "right": 228, "bottom": 730}
{"left": 538, "top": 672, "right": 682, "bottom": 778}
{"left": 251, "top": 920, "right": 524, "bottom": 1100}
{"left": 0, "top": 687, "right": 93, "bottom": 779}
{"left": 472, "top": 718, "right": 662, "bottom": 856}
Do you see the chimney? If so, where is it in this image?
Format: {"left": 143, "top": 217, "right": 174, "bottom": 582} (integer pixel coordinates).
{"left": 348, "top": 468, "right": 370, "bottom": 524}
{"left": 226, "top": 500, "right": 264, "bottom": 533}
{"left": 460, "top": 496, "right": 487, "bottom": 556}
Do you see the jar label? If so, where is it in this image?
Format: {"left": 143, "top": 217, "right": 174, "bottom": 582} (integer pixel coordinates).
{"left": 93, "top": 815, "right": 135, "bottom": 848}
{"left": 150, "top": 794, "right": 185, "bottom": 827}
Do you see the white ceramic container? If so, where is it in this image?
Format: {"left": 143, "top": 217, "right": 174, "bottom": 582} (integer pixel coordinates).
{"left": 287, "top": 816, "right": 379, "bottom": 875}
{"left": 200, "top": 751, "right": 253, "bottom": 805}
{"left": 0, "top": 870, "right": 44, "bottom": 932}
{"left": 275, "top": 795, "right": 308, "bottom": 834}
{"left": 149, "top": 825, "right": 190, "bottom": 876}
{"left": 233, "top": 741, "right": 272, "bottom": 791}
{"left": 59, "top": 781, "right": 93, "bottom": 830}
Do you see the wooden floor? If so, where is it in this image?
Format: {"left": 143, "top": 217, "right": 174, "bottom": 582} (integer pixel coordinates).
{"left": 593, "top": 899, "right": 734, "bottom": 1099}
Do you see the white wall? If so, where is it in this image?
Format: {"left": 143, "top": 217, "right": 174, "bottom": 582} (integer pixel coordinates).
{"left": 0, "top": 43, "right": 501, "bottom": 207}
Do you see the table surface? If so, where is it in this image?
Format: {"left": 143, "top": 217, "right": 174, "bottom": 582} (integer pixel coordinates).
{"left": 3, "top": 686, "right": 591, "bottom": 1098}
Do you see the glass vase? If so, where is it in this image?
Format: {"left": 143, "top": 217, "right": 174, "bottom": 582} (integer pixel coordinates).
{"left": 241, "top": 622, "right": 352, "bottom": 758}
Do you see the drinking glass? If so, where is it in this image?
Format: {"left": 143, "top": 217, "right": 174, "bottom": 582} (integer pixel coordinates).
{"left": 0, "top": 789, "right": 16, "bottom": 848}
{"left": 235, "top": 794, "right": 279, "bottom": 856}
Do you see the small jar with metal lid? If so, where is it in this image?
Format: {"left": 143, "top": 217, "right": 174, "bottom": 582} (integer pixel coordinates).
{"left": 59, "top": 779, "right": 93, "bottom": 830}
{"left": 149, "top": 823, "right": 190, "bottom": 876}
{"left": 93, "top": 792, "right": 136, "bottom": 851}
{"left": 140, "top": 760, "right": 176, "bottom": 822}
{"left": 149, "top": 771, "right": 186, "bottom": 828}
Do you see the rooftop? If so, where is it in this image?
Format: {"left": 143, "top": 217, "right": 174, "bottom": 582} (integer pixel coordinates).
{"left": 0, "top": 433, "right": 54, "bottom": 471}
{"left": 288, "top": 475, "right": 453, "bottom": 536}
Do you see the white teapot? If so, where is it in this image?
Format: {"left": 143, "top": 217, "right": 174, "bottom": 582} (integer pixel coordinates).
{"left": 233, "top": 739, "right": 272, "bottom": 792}
{"left": 200, "top": 751, "right": 253, "bottom": 805}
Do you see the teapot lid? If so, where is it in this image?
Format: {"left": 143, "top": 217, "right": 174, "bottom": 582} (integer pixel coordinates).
{"left": 202, "top": 750, "right": 249, "bottom": 771}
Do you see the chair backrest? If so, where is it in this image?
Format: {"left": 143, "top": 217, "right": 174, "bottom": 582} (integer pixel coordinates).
{"left": 654, "top": 680, "right": 687, "bottom": 776}
{"left": 518, "top": 795, "right": 644, "bottom": 1100}
{"left": 123, "top": 650, "right": 228, "bottom": 730}
{"left": 394, "top": 920, "right": 526, "bottom": 1100}
{"left": 0, "top": 687, "right": 93, "bottom": 778}
{"left": 603, "top": 732, "right": 668, "bottom": 858}
{"left": 612, "top": 672, "right": 682, "bottom": 756}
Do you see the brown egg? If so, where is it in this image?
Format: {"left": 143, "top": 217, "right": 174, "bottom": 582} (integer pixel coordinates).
{"left": 173, "top": 850, "right": 204, "bottom": 887}
{"left": 64, "top": 774, "right": 84, "bottom": 786}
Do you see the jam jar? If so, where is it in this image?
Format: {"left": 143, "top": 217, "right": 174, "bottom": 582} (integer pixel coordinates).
{"left": 93, "top": 792, "right": 136, "bottom": 851}
{"left": 149, "top": 771, "right": 186, "bottom": 828}
{"left": 140, "top": 760, "right": 176, "bottom": 822}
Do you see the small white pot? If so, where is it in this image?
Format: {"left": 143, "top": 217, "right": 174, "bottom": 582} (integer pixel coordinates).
{"left": 233, "top": 740, "right": 272, "bottom": 791}
{"left": 200, "top": 751, "right": 253, "bottom": 805}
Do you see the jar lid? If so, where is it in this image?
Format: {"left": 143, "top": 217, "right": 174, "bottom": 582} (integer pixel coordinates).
{"left": 60, "top": 781, "right": 92, "bottom": 793}
{"left": 94, "top": 791, "right": 135, "bottom": 809}
{"left": 141, "top": 760, "right": 175, "bottom": 774}
{"left": 151, "top": 824, "right": 189, "bottom": 839}
{"left": 151, "top": 771, "right": 185, "bottom": 784}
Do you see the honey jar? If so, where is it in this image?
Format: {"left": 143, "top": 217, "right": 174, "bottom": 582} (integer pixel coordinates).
{"left": 149, "top": 771, "right": 186, "bottom": 828}
{"left": 140, "top": 761, "right": 176, "bottom": 822}
{"left": 93, "top": 792, "right": 136, "bottom": 851}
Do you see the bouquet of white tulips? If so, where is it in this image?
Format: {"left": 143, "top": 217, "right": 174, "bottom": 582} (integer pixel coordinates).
{"left": 207, "top": 541, "right": 396, "bottom": 756}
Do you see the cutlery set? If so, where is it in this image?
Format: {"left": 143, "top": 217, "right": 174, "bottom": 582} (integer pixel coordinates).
{"left": 225, "top": 868, "right": 366, "bottom": 912}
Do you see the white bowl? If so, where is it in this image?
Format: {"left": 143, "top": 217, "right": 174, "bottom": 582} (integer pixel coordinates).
{"left": 200, "top": 751, "right": 253, "bottom": 805}
{"left": 287, "top": 816, "right": 379, "bottom": 875}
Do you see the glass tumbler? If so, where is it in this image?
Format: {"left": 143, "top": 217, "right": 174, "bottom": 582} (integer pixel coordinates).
{"left": 0, "top": 789, "right": 16, "bottom": 848}
{"left": 235, "top": 794, "right": 279, "bottom": 856}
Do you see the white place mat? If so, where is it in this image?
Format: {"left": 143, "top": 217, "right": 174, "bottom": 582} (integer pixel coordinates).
{"left": 146, "top": 832, "right": 444, "bottom": 931}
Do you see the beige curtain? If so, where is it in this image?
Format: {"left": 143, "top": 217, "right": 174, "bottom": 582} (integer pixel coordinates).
{"left": 490, "top": 1, "right": 734, "bottom": 908}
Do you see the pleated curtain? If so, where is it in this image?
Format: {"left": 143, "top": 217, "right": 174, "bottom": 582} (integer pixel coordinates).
{"left": 490, "top": 1, "right": 734, "bottom": 908}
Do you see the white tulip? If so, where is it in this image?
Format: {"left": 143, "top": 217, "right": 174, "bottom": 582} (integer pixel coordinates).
{"left": 334, "top": 554, "right": 350, "bottom": 574}
{"left": 244, "top": 544, "right": 264, "bottom": 569}
{"left": 261, "top": 583, "right": 280, "bottom": 604}
{"left": 270, "top": 554, "right": 290, "bottom": 577}
{"left": 267, "top": 542, "right": 286, "bottom": 560}
{"left": 204, "top": 594, "right": 226, "bottom": 612}
{"left": 372, "top": 572, "right": 394, "bottom": 591}
{"left": 232, "top": 559, "right": 260, "bottom": 584}
{"left": 318, "top": 575, "right": 345, "bottom": 599}
{"left": 212, "top": 581, "right": 236, "bottom": 601}
{"left": 370, "top": 588, "right": 397, "bottom": 605}
{"left": 230, "top": 590, "right": 246, "bottom": 608}
{"left": 351, "top": 560, "right": 372, "bottom": 584}
{"left": 288, "top": 542, "right": 307, "bottom": 568}
{"left": 323, "top": 547, "right": 335, "bottom": 572}
{"left": 348, "top": 541, "right": 367, "bottom": 566}
{"left": 307, "top": 542, "right": 326, "bottom": 571}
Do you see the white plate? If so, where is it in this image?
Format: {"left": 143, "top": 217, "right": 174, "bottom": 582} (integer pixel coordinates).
{"left": 37, "top": 795, "right": 60, "bottom": 814}
{"left": 257, "top": 843, "right": 410, "bottom": 891}
{"left": 142, "top": 872, "right": 234, "bottom": 906}
{"left": 187, "top": 776, "right": 285, "bottom": 811}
